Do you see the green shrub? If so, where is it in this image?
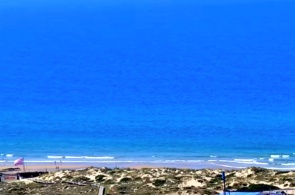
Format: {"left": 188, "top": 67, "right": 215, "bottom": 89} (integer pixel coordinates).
{"left": 153, "top": 179, "right": 166, "bottom": 187}
{"left": 72, "top": 176, "right": 90, "bottom": 182}
{"left": 120, "top": 177, "right": 132, "bottom": 183}
{"left": 95, "top": 175, "right": 106, "bottom": 182}
{"left": 237, "top": 184, "right": 280, "bottom": 192}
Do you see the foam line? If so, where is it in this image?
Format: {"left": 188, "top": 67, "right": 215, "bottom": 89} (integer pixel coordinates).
{"left": 282, "top": 155, "right": 290, "bottom": 158}
{"left": 234, "top": 159, "right": 255, "bottom": 162}
{"left": 84, "top": 156, "right": 114, "bottom": 159}
{"left": 65, "top": 156, "right": 85, "bottom": 159}
{"left": 47, "top": 156, "right": 64, "bottom": 159}
{"left": 281, "top": 163, "right": 295, "bottom": 166}
{"left": 209, "top": 162, "right": 246, "bottom": 169}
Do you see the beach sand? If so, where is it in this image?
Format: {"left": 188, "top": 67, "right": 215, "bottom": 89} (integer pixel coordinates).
{"left": 0, "top": 163, "right": 89, "bottom": 172}
{"left": 1, "top": 160, "right": 175, "bottom": 173}
{"left": 1, "top": 159, "right": 96, "bottom": 172}
{"left": 0, "top": 161, "right": 232, "bottom": 173}
{"left": 0, "top": 160, "right": 279, "bottom": 174}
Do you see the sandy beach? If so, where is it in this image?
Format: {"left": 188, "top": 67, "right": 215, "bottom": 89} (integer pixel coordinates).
{"left": 2, "top": 158, "right": 295, "bottom": 174}
{"left": 0, "top": 159, "right": 261, "bottom": 172}
{"left": 0, "top": 164, "right": 88, "bottom": 172}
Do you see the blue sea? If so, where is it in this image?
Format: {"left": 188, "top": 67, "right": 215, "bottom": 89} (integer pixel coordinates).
{"left": 1, "top": 0, "right": 295, "bottom": 169}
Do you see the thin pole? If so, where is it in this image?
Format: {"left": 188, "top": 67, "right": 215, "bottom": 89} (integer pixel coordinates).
{"left": 222, "top": 171, "right": 226, "bottom": 195}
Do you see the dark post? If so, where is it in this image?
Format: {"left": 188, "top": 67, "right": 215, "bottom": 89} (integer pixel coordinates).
{"left": 222, "top": 171, "right": 226, "bottom": 195}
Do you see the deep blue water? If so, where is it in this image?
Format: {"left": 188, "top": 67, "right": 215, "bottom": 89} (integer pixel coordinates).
{"left": 1, "top": 0, "right": 295, "bottom": 168}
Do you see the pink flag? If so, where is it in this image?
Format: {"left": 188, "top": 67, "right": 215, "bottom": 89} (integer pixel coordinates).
{"left": 14, "top": 158, "right": 24, "bottom": 166}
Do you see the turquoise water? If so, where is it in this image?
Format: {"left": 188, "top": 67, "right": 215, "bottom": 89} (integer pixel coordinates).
{"left": 1, "top": 0, "right": 295, "bottom": 169}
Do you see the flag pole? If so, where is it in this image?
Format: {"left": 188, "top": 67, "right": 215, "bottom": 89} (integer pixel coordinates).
{"left": 222, "top": 171, "right": 226, "bottom": 195}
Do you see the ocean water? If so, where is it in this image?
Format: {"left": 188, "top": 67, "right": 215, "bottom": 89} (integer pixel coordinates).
{"left": 1, "top": 0, "right": 295, "bottom": 169}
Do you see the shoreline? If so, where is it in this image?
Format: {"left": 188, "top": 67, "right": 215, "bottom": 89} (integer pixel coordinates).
{"left": 2, "top": 160, "right": 295, "bottom": 172}
{"left": 3, "top": 153, "right": 295, "bottom": 170}
{"left": 2, "top": 154, "right": 295, "bottom": 171}
{"left": 0, "top": 160, "right": 251, "bottom": 171}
